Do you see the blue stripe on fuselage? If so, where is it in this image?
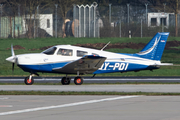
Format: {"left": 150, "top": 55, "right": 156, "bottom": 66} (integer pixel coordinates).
{"left": 18, "top": 62, "right": 69, "bottom": 73}
{"left": 18, "top": 61, "right": 158, "bottom": 74}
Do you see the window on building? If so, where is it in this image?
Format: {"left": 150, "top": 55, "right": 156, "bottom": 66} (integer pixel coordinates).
{"left": 160, "top": 18, "right": 167, "bottom": 26}
{"left": 151, "top": 18, "right": 157, "bottom": 26}
{"left": 47, "top": 19, "right": 50, "bottom": 28}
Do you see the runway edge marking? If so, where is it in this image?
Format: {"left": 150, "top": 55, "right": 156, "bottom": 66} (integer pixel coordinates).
{"left": 0, "top": 96, "right": 139, "bottom": 116}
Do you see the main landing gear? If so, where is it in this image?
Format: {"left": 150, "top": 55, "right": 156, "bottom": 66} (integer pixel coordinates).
{"left": 61, "top": 76, "right": 83, "bottom": 85}
{"left": 24, "top": 74, "right": 83, "bottom": 85}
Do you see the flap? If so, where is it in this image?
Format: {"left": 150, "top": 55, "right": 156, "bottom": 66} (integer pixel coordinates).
{"left": 53, "top": 55, "right": 106, "bottom": 74}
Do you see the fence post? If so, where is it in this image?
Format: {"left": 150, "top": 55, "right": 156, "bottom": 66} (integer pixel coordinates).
{"left": 18, "top": 4, "right": 20, "bottom": 38}
{"left": 0, "top": 4, "right": 3, "bottom": 38}
{"left": 109, "top": 4, "right": 111, "bottom": 24}
{"left": 127, "top": 4, "right": 130, "bottom": 25}
{"left": 73, "top": 4, "right": 76, "bottom": 37}
{"left": 141, "top": 19, "right": 142, "bottom": 38}
{"left": 145, "top": 3, "right": 148, "bottom": 25}
{"left": 119, "top": 19, "right": 121, "bottom": 38}
{"left": 55, "top": 4, "right": 58, "bottom": 38}
{"left": 37, "top": 5, "right": 39, "bottom": 38}
{"left": 162, "top": 3, "right": 166, "bottom": 32}
{"left": 94, "top": 5, "right": 96, "bottom": 37}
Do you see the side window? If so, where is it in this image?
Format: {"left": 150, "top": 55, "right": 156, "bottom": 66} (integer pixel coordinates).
{"left": 92, "top": 53, "right": 99, "bottom": 56}
{"left": 77, "top": 50, "right": 88, "bottom": 57}
{"left": 57, "top": 49, "right": 73, "bottom": 56}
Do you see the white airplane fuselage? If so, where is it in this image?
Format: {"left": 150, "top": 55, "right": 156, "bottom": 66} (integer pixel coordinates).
{"left": 13, "top": 45, "right": 161, "bottom": 74}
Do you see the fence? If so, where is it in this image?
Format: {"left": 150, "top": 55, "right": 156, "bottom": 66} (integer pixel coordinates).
{"left": 0, "top": 2, "right": 180, "bottom": 38}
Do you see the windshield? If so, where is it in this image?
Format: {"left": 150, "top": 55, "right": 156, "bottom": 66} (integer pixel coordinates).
{"left": 42, "top": 47, "right": 57, "bottom": 55}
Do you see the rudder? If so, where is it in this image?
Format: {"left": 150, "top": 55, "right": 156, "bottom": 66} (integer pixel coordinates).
{"left": 136, "top": 32, "right": 169, "bottom": 60}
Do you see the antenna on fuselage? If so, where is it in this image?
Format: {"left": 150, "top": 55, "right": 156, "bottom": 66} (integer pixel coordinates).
{"left": 101, "top": 41, "right": 110, "bottom": 51}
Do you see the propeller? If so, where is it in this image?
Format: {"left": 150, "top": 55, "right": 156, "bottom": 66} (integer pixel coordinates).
{"left": 6, "top": 44, "right": 16, "bottom": 74}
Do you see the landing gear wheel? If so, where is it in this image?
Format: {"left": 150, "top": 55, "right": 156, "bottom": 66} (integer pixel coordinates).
{"left": 24, "top": 76, "right": 34, "bottom": 85}
{"left": 74, "top": 77, "right": 83, "bottom": 85}
{"left": 61, "top": 77, "right": 71, "bottom": 85}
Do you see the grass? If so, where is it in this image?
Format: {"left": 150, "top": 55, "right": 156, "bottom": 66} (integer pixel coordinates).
{"left": 1, "top": 37, "right": 180, "bottom": 76}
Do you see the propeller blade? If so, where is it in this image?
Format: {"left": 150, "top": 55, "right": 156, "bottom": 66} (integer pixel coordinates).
{"left": 11, "top": 44, "right": 15, "bottom": 56}
{"left": 12, "top": 63, "right": 15, "bottom": 74}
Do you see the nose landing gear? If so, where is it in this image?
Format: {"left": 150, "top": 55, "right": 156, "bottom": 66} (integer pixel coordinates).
{"left": 24, "top": 75, "right": 34, "bottom": 85}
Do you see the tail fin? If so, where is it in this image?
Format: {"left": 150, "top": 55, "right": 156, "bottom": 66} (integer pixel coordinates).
{"left": 136, "top": 32, "right": 169, "bottom": 60}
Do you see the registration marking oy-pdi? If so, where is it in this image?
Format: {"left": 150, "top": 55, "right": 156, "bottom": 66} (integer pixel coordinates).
{"left": 0, "top": 96, "right": 139, "bottom": 116}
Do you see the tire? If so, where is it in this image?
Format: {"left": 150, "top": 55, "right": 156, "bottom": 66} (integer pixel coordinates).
{"left": 74, "top": 77, "right": 83, "bottom": 85}
{"left": 61, "top": 77, "right": 71, "bottom": 85}
{"left": 24, "top": 76, "right": 34, "bottom": 85}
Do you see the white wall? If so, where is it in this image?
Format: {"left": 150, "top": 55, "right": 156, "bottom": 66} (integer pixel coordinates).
{"left": 148, "top": 13, "right": 170, "bottom": 27}
{"left": 23, "top": 14, "right": 53, "bottom": 36}
{"left": 39, "top": 14, "right": 53, "bottom": 36}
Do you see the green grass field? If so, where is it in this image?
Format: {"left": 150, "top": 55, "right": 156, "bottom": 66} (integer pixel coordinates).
{"left": 0, "top": 37, "right": 180, "bottom": 76}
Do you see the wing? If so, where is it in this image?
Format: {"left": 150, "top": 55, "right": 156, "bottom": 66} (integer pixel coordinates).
{"left": 52, "top": 55, "right": 106, "bottom": 74}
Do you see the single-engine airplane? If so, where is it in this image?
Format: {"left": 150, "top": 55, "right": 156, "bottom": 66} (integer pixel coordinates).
{"left": 6, "top": 32, "right": 172, "bottom": 85}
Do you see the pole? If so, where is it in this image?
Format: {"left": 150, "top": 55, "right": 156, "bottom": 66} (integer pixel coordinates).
{"left": 162, "top": 3, "right": 166, "bottom": 32}
{"left": 73, "top": 4, "right": 76, "bottom": 37}
{"left": 145, "top": 3, "right": 148, "bottom": 25}
{"left": 94, "top": 5, "right": 96, "bottom": 37}
{"left": 33, "top": 6, "right": 36, "bottom": 39}
{"left": 119, "top": 19, "right": 121, "bottom": 38}
{"left": 141, "top": 19, "right": 142, "bottom": 38}
{"left": 79, "top": 6, "right": 81, "bottom": 37}
{"left": 18, "top": 4, "right": 20, "bottom": 38}
{"left": 0, "top": 4, "right": 2, "bottom": 38}
{"left": 84, "top": 6, "right": 85, "bottom": 37}
{"left": 127, "top": 4, "right": 130, "bottom": 25}
{"left": 37, "top": 5, "right": 39, "bottom": 38}
{"left": 89, "top": 6, "right": 91, "bottom": 37}
{"left": 55, "top": 4, "right": 58, "bottom": 38}
{"left": 109, "top": 4, "right": 111, "bottom": 24}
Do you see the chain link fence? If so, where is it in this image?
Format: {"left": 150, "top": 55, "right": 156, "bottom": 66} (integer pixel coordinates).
{"left": 0, "top": 2, "right": 180, "bottom": 38}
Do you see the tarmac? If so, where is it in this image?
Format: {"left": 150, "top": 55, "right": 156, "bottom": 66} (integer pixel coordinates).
{"left": 1, "top": 84, "right": 180, "bottom": 93}
{"left": 0, "top": 95, "right": 180, "bottom": 120}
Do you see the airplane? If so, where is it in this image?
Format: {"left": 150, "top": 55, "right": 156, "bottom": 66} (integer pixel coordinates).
{"left": 6, "top": 32, "right": 172, "bottom": 85}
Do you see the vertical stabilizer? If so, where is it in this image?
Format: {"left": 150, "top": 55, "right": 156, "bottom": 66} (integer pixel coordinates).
{"left": 136, "top": 32, "right": 169, "bottom": 60}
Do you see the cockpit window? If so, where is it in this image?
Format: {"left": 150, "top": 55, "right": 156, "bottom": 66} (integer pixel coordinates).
{"left": 42, "top": 47, "right": 57, "bottom": 55}
{"left": 57, "top": 49, "right": 73, "bottom": 56}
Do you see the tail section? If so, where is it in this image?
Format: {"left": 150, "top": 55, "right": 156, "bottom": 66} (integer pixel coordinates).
{"left": 136, "top": 32, "right": 169, "bottom": 60}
